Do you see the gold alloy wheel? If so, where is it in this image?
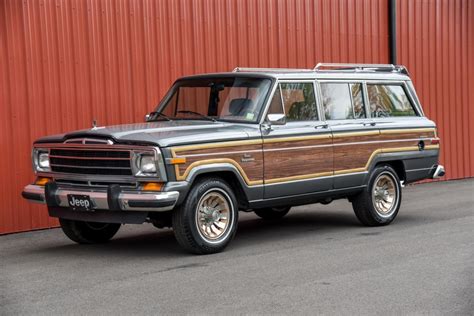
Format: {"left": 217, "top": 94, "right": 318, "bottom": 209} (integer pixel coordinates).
{"left": 372, "top": 173, "right": 398, "bottom": 217}
{"left": 195, "top": 189, "right": 231, "bottom": 241}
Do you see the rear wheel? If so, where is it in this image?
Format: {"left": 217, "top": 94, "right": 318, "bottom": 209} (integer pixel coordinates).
{"left": 254, "top": 207, "right": 291, "bottom": 220}
{"left": 172, "top": 177, "right": 238, "bottom": 254}
{"left": 352, "top": 165, "right": 402, "bottom": 226}
{"left": 59, "top": 219, "right": 121, "bottom": 244}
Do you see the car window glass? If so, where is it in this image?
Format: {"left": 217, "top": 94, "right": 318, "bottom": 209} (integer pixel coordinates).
{"left": 266, "top": 86, "right": 284, "bottom": 115}
{"left": 280, "top": 83, "right": 318, "bottom": 121}
{"left": 320, "top": 83, "right": 353, "bottom": 120}
{"left": 367, "top": 84, "right": 417, "bottom": 117}
{"left": 351, "top": 83, "right": 366, "bottom": 118}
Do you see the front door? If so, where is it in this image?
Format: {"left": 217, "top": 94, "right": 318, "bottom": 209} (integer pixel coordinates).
{"left": 262, "top": 81, "right": 333, "bottom": 199}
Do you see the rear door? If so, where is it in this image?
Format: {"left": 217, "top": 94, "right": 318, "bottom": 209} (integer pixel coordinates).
{"left": 262, "top": 80, "right": 333, "bottom": 199}
{"left": 317, "top": 80, "right": 379, "bottom": 189}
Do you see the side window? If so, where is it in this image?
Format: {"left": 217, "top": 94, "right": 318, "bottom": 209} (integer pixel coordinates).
{"left": 367, "top": 84, "right": 417, "bottom": 117}
{"left": 266, "top": 82, "right": 318, "bottom": 121}
{"left": 280, "top": 83, "right": 318, "bottom": 121}
{"left": 350, "top": 83, "right": 366, "bottom": 118}
{"left": 267, "top": 86, "right": 284, "bottom": 115}
{"left": 320, "top": 83, "right": 353, "bottom": 120}
{"left": 320, "top": 82, "right": 366, "bottom": 120}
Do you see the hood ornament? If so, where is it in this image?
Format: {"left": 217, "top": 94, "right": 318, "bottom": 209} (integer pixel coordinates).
{"left": 91, "top": 119, "right": 98, "bottom": 130}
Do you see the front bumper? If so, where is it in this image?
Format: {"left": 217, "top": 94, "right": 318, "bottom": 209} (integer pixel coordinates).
{"left": 22, "top": 183, "right": 179, "bottom": 212}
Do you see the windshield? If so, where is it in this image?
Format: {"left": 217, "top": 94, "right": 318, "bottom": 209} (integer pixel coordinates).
{"left": 154, "top": 77, "right": 272, "bottom": 123}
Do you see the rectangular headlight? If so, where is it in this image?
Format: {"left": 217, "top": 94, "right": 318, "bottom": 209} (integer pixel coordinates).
{"left": 132, "top": 148, "right": 166, "bottom": 180}
{"left": 139, "top": 155, "right": 157, "bottom": 173}
{"left": 33, "top": 148, "right": 51, "bottom": 172}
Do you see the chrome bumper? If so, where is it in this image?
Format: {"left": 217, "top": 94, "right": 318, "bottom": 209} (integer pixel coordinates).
{"left": 432, "top": 165, "right": 445, "bottom": 179}
{"left": 22, "top": 184, "right": 179, "bottom": 212}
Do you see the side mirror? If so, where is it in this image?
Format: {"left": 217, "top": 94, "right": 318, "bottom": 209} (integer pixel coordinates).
{"left": 266, "top": 113, "right": 286, "bottom": 125}
{"left": 145, "top": 113, "right": 151, "bottom": 122}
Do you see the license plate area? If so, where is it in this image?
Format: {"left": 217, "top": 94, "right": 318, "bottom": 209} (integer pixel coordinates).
{"left": 67, "top": 194, "right": 93, "bottom": 211}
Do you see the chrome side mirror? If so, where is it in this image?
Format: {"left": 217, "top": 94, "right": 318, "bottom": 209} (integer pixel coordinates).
{"left": 266, "top": 113, "right": 286, "bottom": 125}
{"left": 145, "top": 113, "right": 151, "bottom": 122}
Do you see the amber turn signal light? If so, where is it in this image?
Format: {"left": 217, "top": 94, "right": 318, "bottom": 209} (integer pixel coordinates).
{"left": 142, "top": 182, "right": 163, "bottom": 191}
{"left": 35, "top": 177, "right": 51, "bottom": 186}
{"left": 170, "top": 157, "right": 186, "bottom": 164}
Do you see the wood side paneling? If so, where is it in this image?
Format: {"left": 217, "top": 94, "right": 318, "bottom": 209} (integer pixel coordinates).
{"left": 263, "top": 143, "right": 333, "bottom": 181}
{"left": 174, "top": 144, "right": 264, "bottom": 185}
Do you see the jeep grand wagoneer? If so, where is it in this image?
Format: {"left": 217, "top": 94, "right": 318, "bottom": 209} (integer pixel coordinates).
{"left": 22, "top": 63, "right": 444, "bottom": 254}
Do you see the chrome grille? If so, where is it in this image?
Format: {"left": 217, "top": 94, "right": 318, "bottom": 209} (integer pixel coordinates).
{"left": 49, "top": 148, "right": 133, "bottom": 176}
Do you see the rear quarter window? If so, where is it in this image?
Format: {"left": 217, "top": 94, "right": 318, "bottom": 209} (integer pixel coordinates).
{"left": 367, "top": 84, "right": 418, "bottom": 117}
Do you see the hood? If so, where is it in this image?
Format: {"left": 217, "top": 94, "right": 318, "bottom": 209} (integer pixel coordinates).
{"left": 35, "top": 120, "right": 259, "bottom": 147}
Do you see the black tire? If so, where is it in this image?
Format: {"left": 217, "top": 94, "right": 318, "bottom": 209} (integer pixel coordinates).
{"left": 352, "top": 164, "right": 402, "bottom": 226}
{"left": 254, "top": 206, "right": 291, "bottom": 220}
{"left": 59, "top": 218, "right": 121, "bottom": 244}
{"left": 172, "top": 177, "right": 239, "bottom": 254}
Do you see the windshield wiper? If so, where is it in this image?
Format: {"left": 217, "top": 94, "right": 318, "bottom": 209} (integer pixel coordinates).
{"left": 148, "top": 111, "right": 172, "bottom": 121}
{"left": 176, "top": 110, "right": 217, "bottom": 122}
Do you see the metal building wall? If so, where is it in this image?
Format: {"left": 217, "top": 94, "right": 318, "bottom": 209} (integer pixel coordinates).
{"left": 0, "top": 0, "right": 470, "bottom": 234}
{"left": 396, "top": 0, "right": 474, "bottom": 181}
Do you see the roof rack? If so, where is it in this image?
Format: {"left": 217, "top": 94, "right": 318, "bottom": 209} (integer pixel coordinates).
{"left": 314, "top": 63, "right": 409, "bottom": 75}
{"left": 232, "top": 63, "right": 409, "bottom": 75}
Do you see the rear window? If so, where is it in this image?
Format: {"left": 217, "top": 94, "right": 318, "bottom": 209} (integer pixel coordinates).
{"left": 367, "top": 84, "right": 418, "bottom": 117}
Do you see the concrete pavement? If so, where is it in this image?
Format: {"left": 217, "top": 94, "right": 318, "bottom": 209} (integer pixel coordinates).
{"left": 1, "top": 179, "right": 473, "bottom": 315}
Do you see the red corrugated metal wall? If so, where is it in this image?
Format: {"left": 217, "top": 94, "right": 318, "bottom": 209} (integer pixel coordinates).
{"left": 397, "top": 0, "right": 474, "bottom": 182}
{"left": 0, "top": 0, "right": 471, "bottom": 234}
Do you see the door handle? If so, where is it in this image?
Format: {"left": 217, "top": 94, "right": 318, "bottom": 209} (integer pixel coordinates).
{"left": 314, "top": 123, "right": 329, "bottom": 129}
{"left": 363, "top": 122, "right": 376, "bottom": 127}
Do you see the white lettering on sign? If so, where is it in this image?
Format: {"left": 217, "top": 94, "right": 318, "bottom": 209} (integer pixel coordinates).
{"left": 69, "top": 196, "right": 90, "bottom": 209}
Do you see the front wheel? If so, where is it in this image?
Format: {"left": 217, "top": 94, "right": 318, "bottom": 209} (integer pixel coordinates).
{"left": 172, "top": 178, "right": 239, "bottom": 254}
{"left": 352, "top": 165, "right": 402, "bottom": 226}
{"left": 59, "top": 219, "right": 121, "bottom": 244}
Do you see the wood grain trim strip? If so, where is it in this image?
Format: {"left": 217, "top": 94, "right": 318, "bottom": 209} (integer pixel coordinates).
{"left": 171, "top": 128, "right": 435, "bottom": 154}
{"left": 172, "top": 139, "right": 262, "bottom": 153}
{"left": 263, "top": 134, "right": 332, "bottom": 144}
{"left": 379, "top": 128, "right": 436, "bottom": 135}
{"left": 332, "top": 130, "right": 380, "bottom": 138}
{"left": 175, "top": 158, "right": 264, "bottom": 186}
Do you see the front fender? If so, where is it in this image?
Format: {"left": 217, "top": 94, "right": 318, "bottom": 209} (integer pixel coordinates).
{"left": 163, "top": 162, "right": 263, "bottom": 205}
